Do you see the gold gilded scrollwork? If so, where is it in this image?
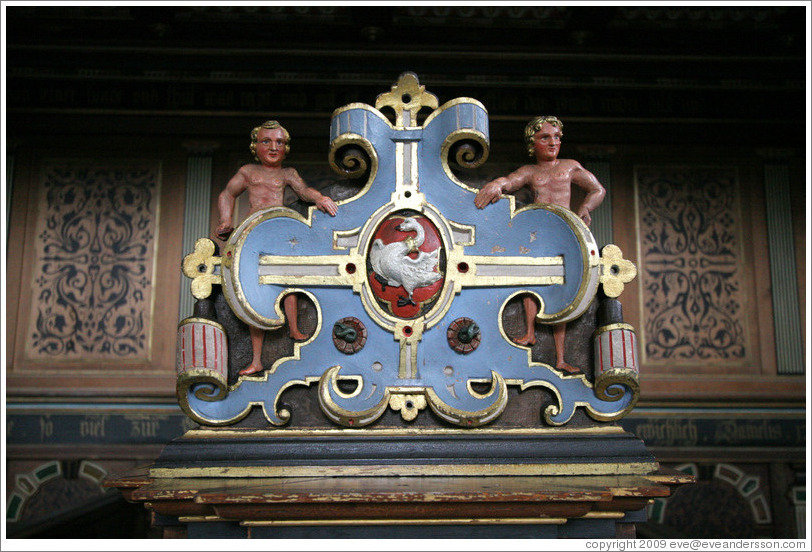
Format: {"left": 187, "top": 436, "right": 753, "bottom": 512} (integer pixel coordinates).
{"left": 442, "top": 128, "right": 490, "bottom": 170}
{"left": 329, "top": 135, "right": 376, "bottom": 179}
{"left": 589, "top": 369, "right": 640, "bottom": 422}
{"left": 518, "top": 380, "right": 570, "bottom": 427}
{"left": 177, "top": 369, "right": 228, "bottom": 403}
{"left": 594, "top": 368, "right": 640, "bottom": 403}
{"left": 182, "top": 238, "right": 222, "bottom": 299}
{"left": 599, "top": 244, "right": 637, "bottom": 298}
{"left": 175, "top": 369, "right": 238, "bottom": 427}
{"left": 317, "top": 365, "right": 510, "bottom": 427}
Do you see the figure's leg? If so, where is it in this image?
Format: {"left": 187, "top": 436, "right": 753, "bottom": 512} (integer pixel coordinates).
{"left": 284, "top": 293, "right": 308, "bottom": 341}
{"left": 554, "top": 323, "right": 580, "bottom": 373}
{"left": 514, "top": 295, "right": 538, "bottom": 346}
{"left": 239, "top": 326, "right": 265, "bottom": 376}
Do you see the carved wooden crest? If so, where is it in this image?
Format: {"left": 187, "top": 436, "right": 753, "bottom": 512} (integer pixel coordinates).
{"left": 178, "top": 73, "right": 639, "bottom": 428}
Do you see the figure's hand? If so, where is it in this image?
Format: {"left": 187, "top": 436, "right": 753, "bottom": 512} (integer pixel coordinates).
{"left": 474, "top": 181, "right": 503, "bottom": 209}
{"left": 578, "top": 208, "right": 592, "bottom": 227}
{"left": 316, "top": 196, "right": 338, "bottom": 216}
{"left": 215, "top": 222, "right": 234, "bottom": 241}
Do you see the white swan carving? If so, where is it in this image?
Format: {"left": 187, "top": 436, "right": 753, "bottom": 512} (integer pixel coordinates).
{"left": 370, "top": 217, "right": 441, "bottom": 303}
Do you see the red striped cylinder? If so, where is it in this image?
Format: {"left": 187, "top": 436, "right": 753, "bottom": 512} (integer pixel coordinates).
{"left": 176, "top": 318, "right": 228, "bottom": 382}
{"left": 593, "top": 323, "right": 639, "bottom": 377}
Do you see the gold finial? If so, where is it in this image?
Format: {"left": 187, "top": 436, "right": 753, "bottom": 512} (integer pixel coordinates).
{"left": 182, "top": 238, "right": 223, "bottom": 299}
{"left": 375, "top": 72, "right": 439, "bottom": 127}
{"left": 599, "top": 244, "right": 637, "bottom": 298}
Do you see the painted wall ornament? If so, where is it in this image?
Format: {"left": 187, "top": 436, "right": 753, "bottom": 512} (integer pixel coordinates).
{"left": 177, "top": 72, "right": 640, "bottom": 429}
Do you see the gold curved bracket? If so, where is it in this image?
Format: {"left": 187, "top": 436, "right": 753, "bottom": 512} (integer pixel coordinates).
{"left": 425, "top": 371, "right": 509, "bottom": 427}
{"left": 599, "top": 244, "right": 637, "bottom": 298}
{"left": 182, "top": 238, "right": 223, "bottom": 299}
{"left": 317, "top": 366, "right": 391, "bottom": 427}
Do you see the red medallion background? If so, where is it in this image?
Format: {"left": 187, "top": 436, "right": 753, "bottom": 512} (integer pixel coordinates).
{"left": 367, "top": 213, "right": 445, "bottom": 319}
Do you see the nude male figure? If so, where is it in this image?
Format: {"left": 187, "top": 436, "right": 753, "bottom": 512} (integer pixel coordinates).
{"left": 216, "top": 120, "right": 338, "bottom": 376}
{"left": 474, "top": 116, "right": 605, "bottom": 373}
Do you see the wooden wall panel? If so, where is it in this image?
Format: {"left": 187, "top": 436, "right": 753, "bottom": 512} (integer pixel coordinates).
{"left": 612, "top": 154, "right": 801, "bottom": 403}
{"left": 634, "top": 165, "right": 752, "bottom": 369}
{"left": 7, "top": 150, "right": 186, "bottom": 398}
{"left": 24, "top": 161, "right": 161, "bottom": 362}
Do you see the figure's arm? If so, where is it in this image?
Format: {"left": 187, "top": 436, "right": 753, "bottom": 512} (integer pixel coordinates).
{"left": 474, "top": 166, "right": 533, "bottom": 209}
{"left": 286, "top": 168, "right": 338, "bottom": 216}
{"left": 570, "top": 163, "right": 606, "bottom": 226}
{"left": 215, "top": 168, "right": 249, "bottom": 240}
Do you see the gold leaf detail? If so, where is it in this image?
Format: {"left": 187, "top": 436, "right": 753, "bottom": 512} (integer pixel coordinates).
{"left": 599, "top": 244, "right": 637, "bottom": 298}
{"left": 182, "top": 238, "right": 222, "bottom": 299}
{"left": 389, "top": 394, "right": 427, "bottom": 422}
{"left": 375, "top": 72, "right": 439, "bottom": 127}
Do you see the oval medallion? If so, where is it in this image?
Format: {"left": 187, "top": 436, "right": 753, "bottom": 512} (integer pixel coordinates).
{"left": 367, "top": 210, "right": 445, "bottom": 319}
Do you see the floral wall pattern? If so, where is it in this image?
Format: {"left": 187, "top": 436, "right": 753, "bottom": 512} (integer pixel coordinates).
{"left": 636, "top": 166, "right": 748, "bottom": 363}
{"left": 26, "top": 162, "right": 160, "bottom": 361}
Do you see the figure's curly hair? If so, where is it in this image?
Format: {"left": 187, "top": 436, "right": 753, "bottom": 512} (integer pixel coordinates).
{"left": 524, "top": 116, "right": 563, "bottom": 156}
{"left": 250, "top": 120, "right": 291, "bottom": 160}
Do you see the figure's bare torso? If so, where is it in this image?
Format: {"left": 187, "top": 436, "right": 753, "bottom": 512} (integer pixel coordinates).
{"left": 524, "top": 159, "right": 581, "bottom": 209}
{"left": 239, "top": 164, "right": 295, "bottom": 215}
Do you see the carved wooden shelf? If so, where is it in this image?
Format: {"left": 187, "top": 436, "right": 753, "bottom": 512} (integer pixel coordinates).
{"left": 105, "top": 465, "right": 693, "bottom": 538}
